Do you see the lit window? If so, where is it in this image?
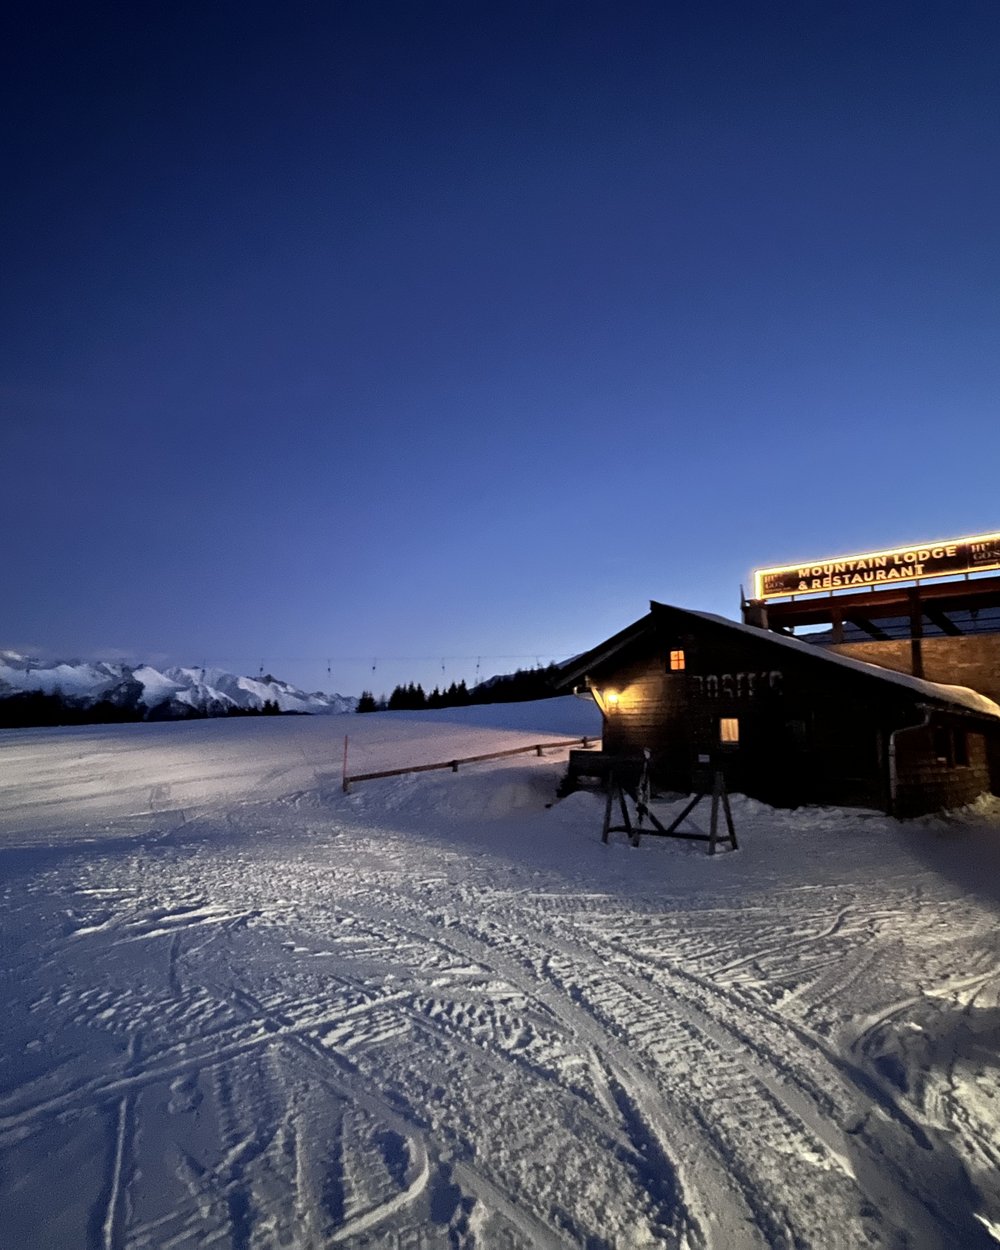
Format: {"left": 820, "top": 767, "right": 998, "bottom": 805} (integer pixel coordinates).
{"left": 720, "top": 717, "right": 740, "bottom": 745}
{"left": 669, "top": 649, "right": 686, "bottom": 671}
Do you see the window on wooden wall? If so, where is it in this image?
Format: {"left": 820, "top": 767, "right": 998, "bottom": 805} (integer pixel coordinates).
{"left": 668, "top": 649, "right": 686, "bottom": 671}
{"left": 932, "top": 725, "right": 952, "bottom": 765}
{"left": 953, "top": 730, "right": 969, "bottom": 767}
{"left": 719, "top": 717, "right": 739, "bottom": 745}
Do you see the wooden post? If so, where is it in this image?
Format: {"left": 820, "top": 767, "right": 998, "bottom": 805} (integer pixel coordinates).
{"left": 709, "top": 771, "right": 720, "bottom": 854}
{"left": 709, "top": 768, "right": 737, "bottom": 854}
{"left": 342, "top": 735, "right": 350, "bottom": 793}
{"left": 721, "top": 776, "right": 737, "bottom": 851}
{"left": 601, "top": 770, "right": 639, "bottom": 846}
{"left": 617, "top": 783, "right": 634, "bottom": 844}
{"left": 909, "top": 586, "right": 924, "bottom": 679}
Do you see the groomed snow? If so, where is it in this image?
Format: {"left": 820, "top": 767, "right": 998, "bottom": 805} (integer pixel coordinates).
{"left": 1, "top": 698, "right": 999, "bottom": 1248}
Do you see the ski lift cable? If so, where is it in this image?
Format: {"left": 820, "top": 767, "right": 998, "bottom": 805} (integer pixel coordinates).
{"left": 193, "top": 655, "right": 575, "bottom": 675}
{"left": 195, "top": 650, "right": 576, "bottom": 668}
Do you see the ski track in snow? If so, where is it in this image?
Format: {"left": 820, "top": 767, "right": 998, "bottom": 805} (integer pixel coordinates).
{"left": 1, "top": 705, "right": 999, "bottom": 1248}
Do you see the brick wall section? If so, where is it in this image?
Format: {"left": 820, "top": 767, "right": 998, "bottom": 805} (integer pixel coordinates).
{"left": 892, "top": 725, "right": 992, "bottom": 817}
{"left": 829, "top": 635, "right": 1000, "bottom": 798}
{"left": 829, "top": 635, "right": 1000, "bottom": 704}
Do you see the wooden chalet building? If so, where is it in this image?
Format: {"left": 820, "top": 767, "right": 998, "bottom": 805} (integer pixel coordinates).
{"left": 558, "top": 601, "right": 1000, "bottom": 817}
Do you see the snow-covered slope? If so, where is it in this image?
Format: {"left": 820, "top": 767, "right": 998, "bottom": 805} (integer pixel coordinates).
{"left": 1, "top": 698, "right": 998, "bottom": 1248}
{"left": 0, "top": 651, "right": 354, "bottom": 717}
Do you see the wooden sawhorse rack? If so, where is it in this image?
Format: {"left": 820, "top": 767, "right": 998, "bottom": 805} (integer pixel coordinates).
{"left": 602, "top": 755, "right": 738, "bottom": 855}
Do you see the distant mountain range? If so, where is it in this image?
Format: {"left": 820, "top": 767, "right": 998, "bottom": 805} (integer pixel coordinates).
{"left": 0, "top": 652, "right": 355, "bottom": 721}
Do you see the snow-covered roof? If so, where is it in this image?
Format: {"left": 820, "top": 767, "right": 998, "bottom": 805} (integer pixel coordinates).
{"left": 673, "top": 607, "right": 1000, "bottom": 720}
{"left": 559, "top": 602, "right": 1000, "bottom": 721}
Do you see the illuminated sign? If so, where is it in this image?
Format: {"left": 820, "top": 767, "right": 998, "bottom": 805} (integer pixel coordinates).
{"left": 753, "top": 530, "right": 1000, "bottom": 600}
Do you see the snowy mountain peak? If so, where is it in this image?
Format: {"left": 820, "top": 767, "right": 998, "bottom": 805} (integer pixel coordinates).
{"left": 0, "top": 655, "right": 355, "bottom": 719}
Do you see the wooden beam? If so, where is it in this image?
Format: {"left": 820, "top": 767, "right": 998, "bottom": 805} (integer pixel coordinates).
{"left": 909, "top": 587, "right": 924, "bottom": 678}
{"left": 924, "top": 606, "right": 964, "bottom": 635}
{"left": 760, "top": 573, "right": 1000, "bottom": 630}
{"left": 846, "top": 615, "right": 890, "bottom": 641}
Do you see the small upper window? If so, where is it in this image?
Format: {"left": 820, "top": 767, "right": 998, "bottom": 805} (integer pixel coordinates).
{"left": 669, "top": 649, "right": 686, "bottom": 671}
{"left": 932, "top": 725, "right": 952, "bottom": 765}
{"left": 720, "top": 717, "right": 740, "bottom": 745}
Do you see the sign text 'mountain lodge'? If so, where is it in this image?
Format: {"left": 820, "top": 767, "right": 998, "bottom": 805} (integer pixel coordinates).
{"left": 754, "top": 532, "right": 1000, "bottom": 599}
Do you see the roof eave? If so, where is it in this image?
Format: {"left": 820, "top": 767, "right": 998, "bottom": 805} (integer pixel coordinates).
{"left": 554, "top": 612, "right": 655, "bottom": 690}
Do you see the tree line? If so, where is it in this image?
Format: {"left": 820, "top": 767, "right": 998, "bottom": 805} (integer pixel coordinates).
{"left": 0, "top": 690, "right": 286, "bottom": 729}
{"left": 356, "top": 663, "right": 561, "bottom": 713}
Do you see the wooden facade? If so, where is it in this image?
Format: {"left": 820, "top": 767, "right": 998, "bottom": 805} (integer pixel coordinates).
{"left": 558, "top": 602, "right": 1000, "bottom": 817}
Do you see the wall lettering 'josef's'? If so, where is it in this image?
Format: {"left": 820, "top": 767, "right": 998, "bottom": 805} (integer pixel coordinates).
{"left": 690, "top": 671, "right": 782, "bottom": 699}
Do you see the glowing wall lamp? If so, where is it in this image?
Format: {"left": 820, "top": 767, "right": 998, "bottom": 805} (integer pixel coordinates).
{"left": 584, "top": 677, "right": 620, "bottom": 715}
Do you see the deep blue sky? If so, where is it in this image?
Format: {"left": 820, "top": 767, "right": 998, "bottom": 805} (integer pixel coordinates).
{"left": 4, "top": 1, "right": 1000, "bottom": 697}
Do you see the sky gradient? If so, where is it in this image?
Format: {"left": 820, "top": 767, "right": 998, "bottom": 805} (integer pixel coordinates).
{"left": 4, "top": 1, "right": 1000, "bottom": 698}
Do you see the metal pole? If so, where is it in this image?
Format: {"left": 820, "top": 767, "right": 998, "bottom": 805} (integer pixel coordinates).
{"left": 342, "top": 735, "right": 349, "bottom": 793}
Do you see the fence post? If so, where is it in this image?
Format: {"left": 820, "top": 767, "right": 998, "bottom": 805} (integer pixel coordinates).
{"left": 342, "top": 735, "right": 350, "bottom": 793}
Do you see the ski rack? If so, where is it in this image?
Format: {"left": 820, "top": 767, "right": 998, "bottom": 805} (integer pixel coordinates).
{"left": 602, "top": 751, "right": 738, "bottom": 855}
